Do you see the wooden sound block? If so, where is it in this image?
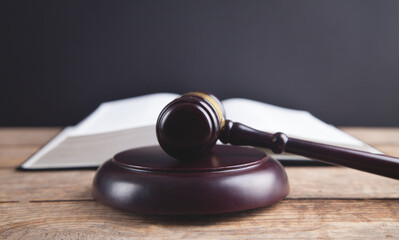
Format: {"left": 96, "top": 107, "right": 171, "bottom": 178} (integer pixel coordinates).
{"left": 92, "top": 145, "right": 289, "bottom": 215}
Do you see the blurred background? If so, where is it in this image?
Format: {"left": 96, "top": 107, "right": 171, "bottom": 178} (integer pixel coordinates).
{"left": 1, "top": 0, "right": 398, "bottom": 127}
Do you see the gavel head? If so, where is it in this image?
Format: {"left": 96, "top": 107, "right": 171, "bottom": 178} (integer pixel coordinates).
{"left": 156, "top": 92, "right": 225, "bottom": 160}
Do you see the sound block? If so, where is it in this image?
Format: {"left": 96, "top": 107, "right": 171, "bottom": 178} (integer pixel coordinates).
{"left": 92, "top": 145, "right": 289, "bottom": 215}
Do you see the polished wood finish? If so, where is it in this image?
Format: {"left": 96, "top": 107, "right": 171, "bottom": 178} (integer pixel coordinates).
{"left": 93, "top": 145, "right": 289, "bottom": 214}
{"left": 221, "top": 121, "right": 399, "bottom": 180}
{"left": 156, "top": 93, "right": 225, "bottom": 160}
{"left": 1, "top": 127, "right": 399, "bottom": 238}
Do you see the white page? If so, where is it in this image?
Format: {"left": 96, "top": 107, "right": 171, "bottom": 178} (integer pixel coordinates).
{"left": 222, "top": 98, "right": 366, "bottom": 147}
{"left": 73, "top": 94, "right": 365, "bottom": 146}
{"left": 71, "top": 93, "right": 178, "bottom": 136}
{"left": 20, "top": 127, "right": 76, "bottom": 168}
{"left": 21, "top": 93, "right": 380, "bottom": 169}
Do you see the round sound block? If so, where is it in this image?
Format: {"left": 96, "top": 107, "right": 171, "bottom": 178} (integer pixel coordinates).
{"left": 92, "top": 145, "right": 289, "bottom": 215}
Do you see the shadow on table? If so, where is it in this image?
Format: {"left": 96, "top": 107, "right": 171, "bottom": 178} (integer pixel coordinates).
{"left": 118, "top": 204, "right": 281, "bottom": 226}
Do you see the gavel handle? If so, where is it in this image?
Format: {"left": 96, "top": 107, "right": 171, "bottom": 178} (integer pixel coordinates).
{"left": 220, "top": 120, "right": 399, "bottom": 180}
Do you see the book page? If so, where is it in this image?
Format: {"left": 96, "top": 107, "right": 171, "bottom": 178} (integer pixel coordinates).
{"left": 71, "top": 93, "right": 178, "bottom": 136}
{"left": 22, "top": 126, "right": 158, "bottom": 169}
{"left": 21, "top": 94, "right": 381, "bottom": 169}
{"left": 221, "top": 98, "right": 374, "bottom": 149}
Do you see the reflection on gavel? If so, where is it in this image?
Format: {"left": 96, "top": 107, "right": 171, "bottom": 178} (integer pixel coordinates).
{"left": 156, "top": 92, "right": 399, "bottom": 180}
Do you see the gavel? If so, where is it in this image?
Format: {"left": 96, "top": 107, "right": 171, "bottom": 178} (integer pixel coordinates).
{"left": 156, "top": 92, "right": 399, "bottom": 180}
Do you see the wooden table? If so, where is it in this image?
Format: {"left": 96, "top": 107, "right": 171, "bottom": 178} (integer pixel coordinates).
{"left": 1, "top": 127, "right": 399, "bottom": 239}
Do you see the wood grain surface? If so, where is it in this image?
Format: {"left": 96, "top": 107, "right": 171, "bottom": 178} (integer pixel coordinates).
{"left": 1, "top": 127, "right": 399, "bottom": 239}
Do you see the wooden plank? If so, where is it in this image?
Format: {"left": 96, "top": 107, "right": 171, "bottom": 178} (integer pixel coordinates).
{"left": 342, "top": 127, "right": 399, "bottom": 146}
{"left": 371, "top": 144, "right": 399, "bottom": 157}
{"left": 0, "top": 146, "right": 41, "bottom": 168}
{"left": 0, "top": 127, "right": 61, "bottom": 146}
{"left": 286, "top": 166, "right": 399, "bottom": 199}
{"left": 341, "top": 127, "right": 399, "bottom": 156}
{"left": 0, "top": 127, "right": 398, "bottom": 202}
{"left": 0, "top": 128, "right": 398, "bottom": 239}
{"left": 1, "top": 200, "right": 398, "bottom": 239}
{"left": 0, "top": 169, "right": 95, "bottom": 202}
{"left": 1, "top": 166, "right": 399, "bottom": 202}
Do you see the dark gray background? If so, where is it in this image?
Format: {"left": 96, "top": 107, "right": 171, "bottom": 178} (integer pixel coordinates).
{"left": 1, "top": 0, "right": 398, "bottom": 126}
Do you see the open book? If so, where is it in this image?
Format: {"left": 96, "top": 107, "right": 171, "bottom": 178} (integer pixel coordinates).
{"left": 20, "top": 93, "right": 380, "bottom": 170}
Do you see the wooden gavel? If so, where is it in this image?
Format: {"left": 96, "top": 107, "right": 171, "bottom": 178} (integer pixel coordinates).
{"left": 156, "top": 92, "right": 399, "bottom": 180}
